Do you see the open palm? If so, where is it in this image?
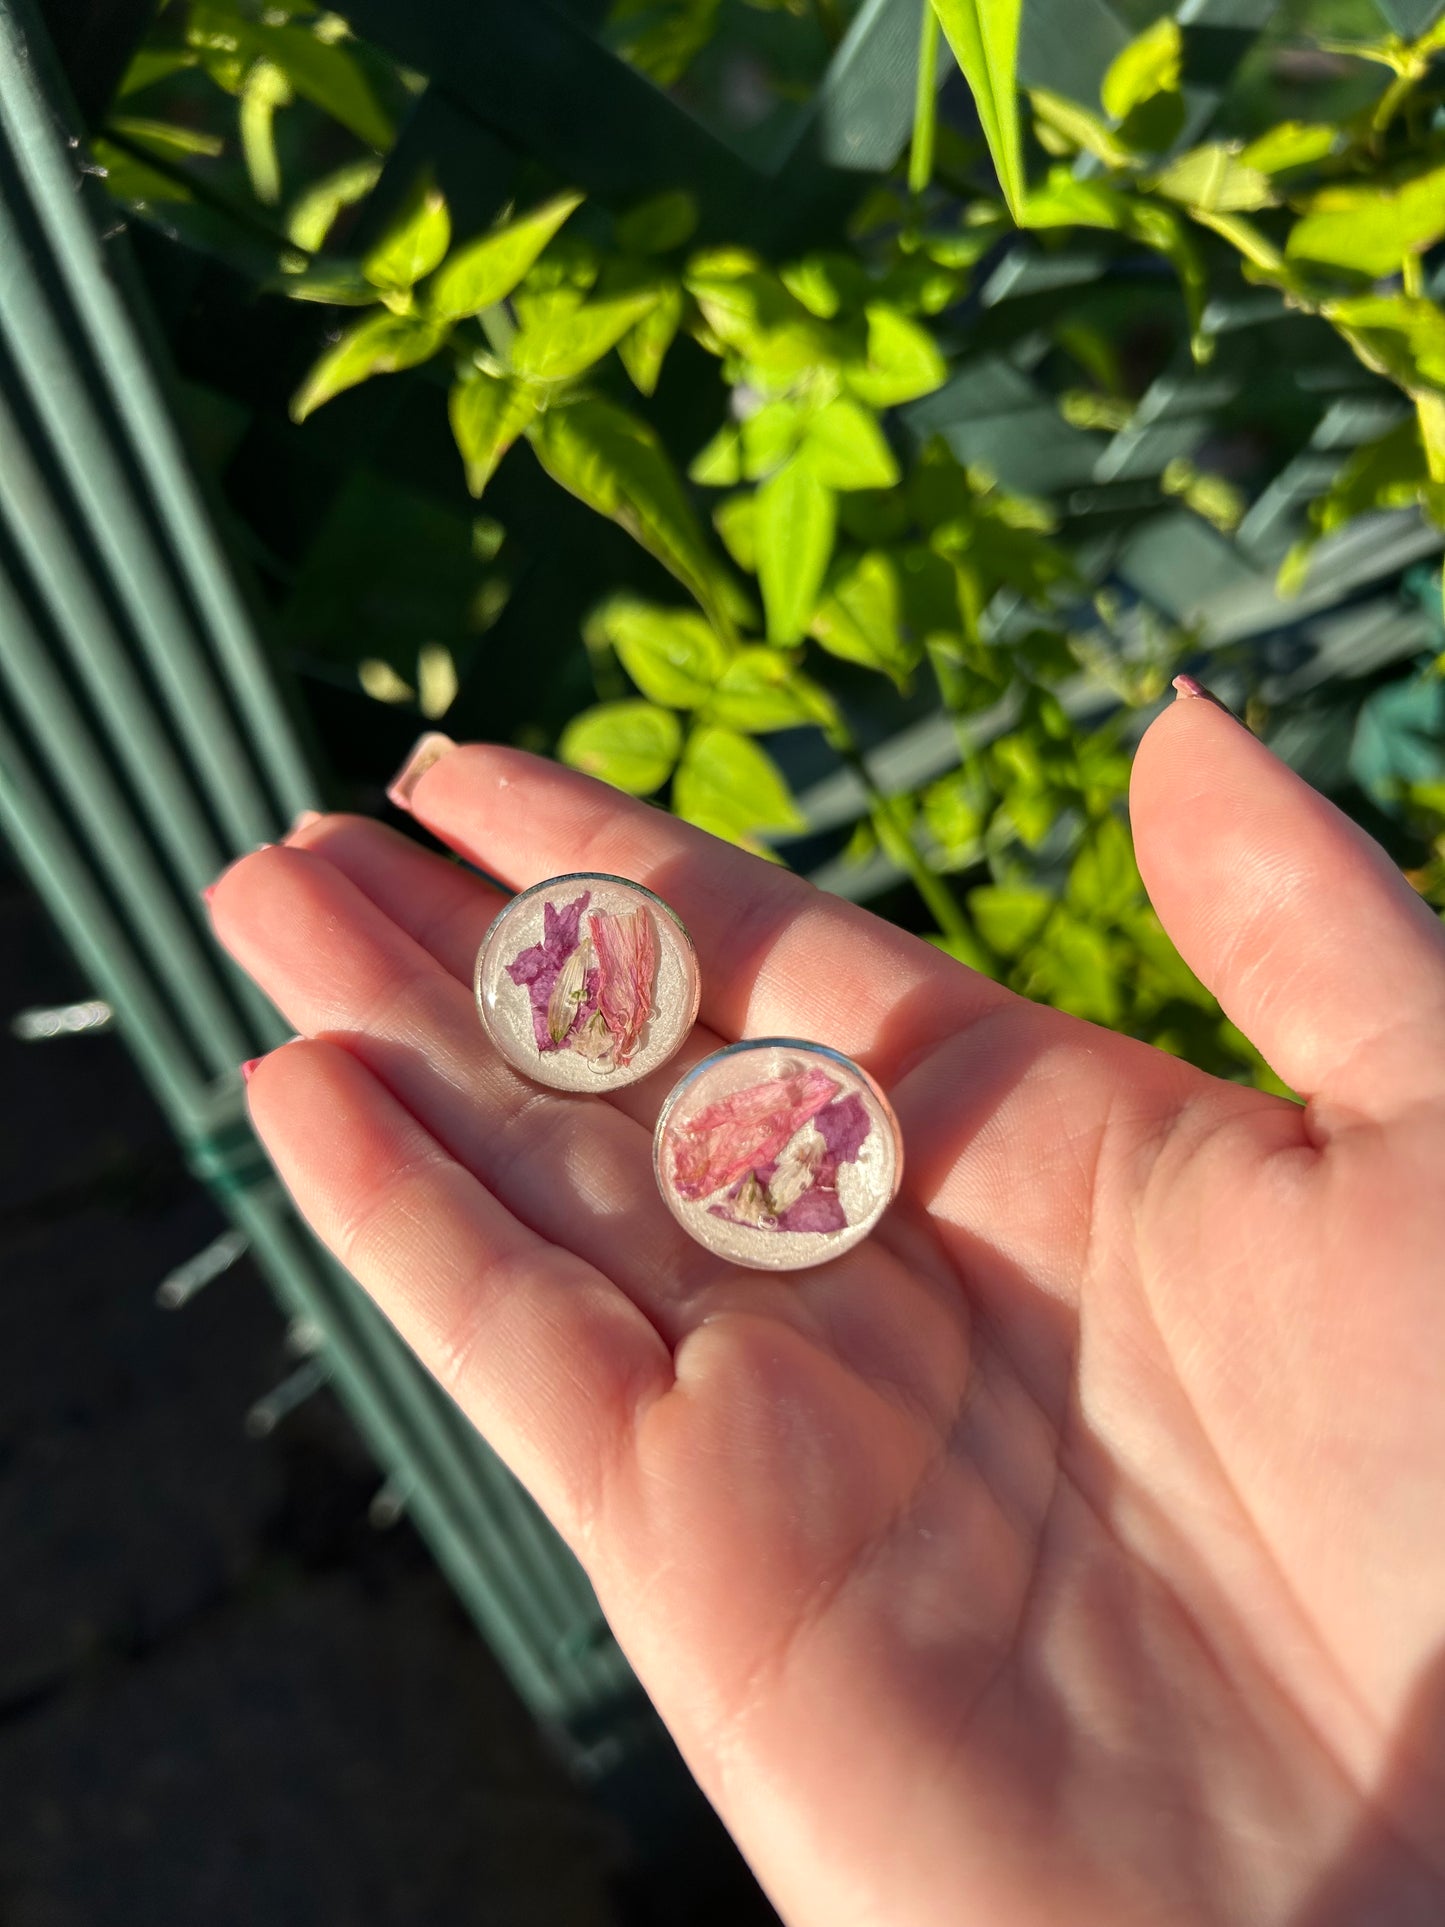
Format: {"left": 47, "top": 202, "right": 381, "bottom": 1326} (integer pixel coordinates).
{"left": 211, "top": 695, "right": 1445, "bottom": 1927}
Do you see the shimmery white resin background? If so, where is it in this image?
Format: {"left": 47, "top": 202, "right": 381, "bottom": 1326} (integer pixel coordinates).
{"left": 475, "top": 876, "right": 700, "bottom": 1093}
{"left": 653, "top": 1042, "right": 902, "bottom": 1272}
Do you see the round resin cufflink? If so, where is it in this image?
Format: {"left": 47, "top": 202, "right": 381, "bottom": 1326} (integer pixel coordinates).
{"left": 475, "top": 874, "right": 700, "bottom": 1093}
{"left": 653, "top": 1039, "right": 903, "bottom": 1271}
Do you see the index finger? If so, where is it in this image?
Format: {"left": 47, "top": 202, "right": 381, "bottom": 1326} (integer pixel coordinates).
{"left": 389, "top": 737, "right": 1013, "bottom": 1083}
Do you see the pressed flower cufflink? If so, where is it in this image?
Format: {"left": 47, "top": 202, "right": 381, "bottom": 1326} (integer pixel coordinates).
{"left": 475, "top": 876, "right": 902, "bottom": 1267}
{"left": 653, "top": 1040, "right": 903, "bottom": 1271}
{"left": 475, "top": 873, "right": 700, "bottom": 1093}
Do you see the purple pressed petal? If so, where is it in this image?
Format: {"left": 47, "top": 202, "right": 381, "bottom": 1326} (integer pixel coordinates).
{"left": 815, "top": 1095, "right": 871, "bottom": 1167}
{"left": 774, "top": 1187, "right": 849, "bottom": 1235}
{"left": 503, "top": 891, "right": 591, "bottom": 1052}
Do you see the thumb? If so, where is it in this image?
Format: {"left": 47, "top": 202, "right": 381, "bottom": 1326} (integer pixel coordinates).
{"left": 1130, "top": 679, "right": 1445, "bottom": 1122}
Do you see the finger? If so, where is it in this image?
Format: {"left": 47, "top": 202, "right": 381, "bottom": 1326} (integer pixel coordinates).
{"left": 388, "top": 739, "right": 1015, "bottom": 1085}
{"left": 288, "top": 810, "right": 505, "bottom": 983}
{"left": 1131, "top": 686, "right": 1445, "bottom": 1120}
{"left": 210, "top": 843, "right": 721, "bottom": 1330}
{"left": 245, "top": 1038, "right": 669, "bottom": 1535}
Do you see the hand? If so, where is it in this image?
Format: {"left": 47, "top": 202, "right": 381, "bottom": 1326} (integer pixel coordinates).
{"left": 209, "top": 691, "right": 1445, "bottom": 1927}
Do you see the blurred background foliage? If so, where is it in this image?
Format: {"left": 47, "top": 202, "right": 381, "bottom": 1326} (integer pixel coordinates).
{"left": 93, "top": 0, "right": 1445, "bottom": 1094}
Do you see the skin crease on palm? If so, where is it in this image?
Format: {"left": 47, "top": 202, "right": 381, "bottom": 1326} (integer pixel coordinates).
{"left": 207, "top": 690, "right": 1445, "bottom": 1927}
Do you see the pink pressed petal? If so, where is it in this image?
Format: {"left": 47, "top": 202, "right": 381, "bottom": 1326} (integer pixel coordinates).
{"left": 671, "top": 1067, "right": 840, "bottom": 1201}
{"left": 588, "top": 906, "right": 658, "bottom": 1067}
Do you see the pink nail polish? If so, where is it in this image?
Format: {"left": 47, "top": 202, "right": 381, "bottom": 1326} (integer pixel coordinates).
{"left": 388, "top": 731, "right": 456, "bottom": 813}
{"left": 240, "top": 1057, "right": 263, "bottom": 1084}
{"left": 200, "top": 882, "right": 218, "bottom": 906}
{"left": 1172, "top": 674, "right": 1242, "bottom": 720}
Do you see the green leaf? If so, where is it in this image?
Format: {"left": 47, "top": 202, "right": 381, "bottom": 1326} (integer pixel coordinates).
{"left": 1151, "top": 145, "right": 1275, "bottom": 215}
{"left": 1325, "top": 295, "right": 1445, "bottom": 392}
{"left": 286, "top": 158, "right": 383, "bottom": 252}
{"left": 929, "top": 0, "right": 1026, "bottom": 220}
{"left": 1024, "top": 172, "right": 1126, "bottom": 230}
{"left": 588, "top": 599, "right": 729, "bottom": 708}
{"left": 755, "top": 457, "right": 837, "bottom": 646}
{"left": 1303, "top": 416, "right": 1432, "bottom": 543}
{"left": 448, "top": 374, "right": 537, "bottom": 498}
{"left": 1239, "top": 122, "right": 1337, "bottom": 175}
{"left": 685, "top": 265, "right": 833, "bottom": 382}
{"left": 780, "top": 253, "right": 863, "bottom": 319}
{"left": 689, "top": 425, "right": 743, "bottom": 487}
{"left": 619, "top": 281, "right": 683, "bottom": 396}
{"left": 363, "top": 177, "right": 451, "bottom": 292}
{"left": 741, "top": 400, "right": 805, "bottom": 481}
{"left": 922, "top": 766, "right": 989, "bottom": 856}
{"left": 290, "top": 311, "right": 448, "bottom": 421}
{"left": 1101, "top": 17, "right": 1181, "bottom": 121}
{"left": 843, "top": 304, "right": 948, "bottom": 408}
{"left": 239, "top": 58, "right": 291, "bottom": 205}
{"left": 186, "top": 9, "right": 394, "bottom": 148}
{"left": 559, "top": 701, "right": 682, "bottom": 797}
{"left": 510, "top": 288, "right": 659, "bottom": 381}
{"left": 803, "top": 398, "right": 899, "bottom": 491}
{"left": 616, "top": 190, "right": 698, "bottom": 255}
{"left": 528, "top": 398, "right": 738, "bottom": 632}
{"left": 1029, "top": 915, "right": 1121, "bottom": 1024}
{"left": 809, "top": 550, "right": 919, "bottom": 689}
{"left": 1066, "top": 814, "right": 1140, "bottom": 922}
{"left": 427, "top": 191, "right": 584, "bottom": 321}
{"left": 703, "top": 649, "right": 839, "bottom": 733}
{"left": 105, "top": 114, "right": 225, "bottom": 159}
{"left": 1027, "top": 88, "right": 1135, "bottom": 170}
{"left": 674, "top": 725, "right": 805, "bottom": 843}
{"left": 967, "top": 885, "right": 1053, "bottom": 956}
{"left": 713, "top": 493, "right": 757, "bottom": 572}
{"left": 1288, "top": 169, "right": 1445, "bottom": 278}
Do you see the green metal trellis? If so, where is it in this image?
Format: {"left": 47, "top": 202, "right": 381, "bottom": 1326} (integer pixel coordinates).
{"left": 0, "top": 0, "right": 642, "bottom": 1785}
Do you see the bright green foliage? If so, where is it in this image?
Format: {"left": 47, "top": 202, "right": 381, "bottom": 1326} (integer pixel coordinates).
{"left": 928, "top": 0, "right": 1025, "bottom": 218}
{"left": 427, "top": 193, "right": 585, "bottom": 321}
{"left": 530, "top": 400, "right": 740, "bottom": 635}
{"left": 102, "top": 0, "right": 1445, "bottom": 1093}
{"left": 363, "top": 175, "right": 451, "bottom": 293}
{"left": 755, "top": 458, "right": 837, "bottom": 645}
{"left": 1102, "top": 17, "right": 1181, "bottom": 121}
{"left": 588, "top": 599, "right": 731, "bottom": 708}
{"left": 290, "top": 311, "right": 447, "bottom": 420}
{"left": 448, "top": 376, "right": 537, "bottom": 499}
{"left": 674, "top": 726, "right": 806, "bottom": 849}
{"left": 1288, "top": 169, "right": 1445, "bottom": 277}
{"left": 558, "top": 701, "right": 682, "bottom": 795}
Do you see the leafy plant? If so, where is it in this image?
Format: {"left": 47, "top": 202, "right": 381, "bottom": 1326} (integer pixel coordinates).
{"left": 99, "top": 0, "right": 1445, "bottom": 1091}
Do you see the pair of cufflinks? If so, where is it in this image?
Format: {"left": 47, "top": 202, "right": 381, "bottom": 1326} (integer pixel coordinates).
{"left": 474, "top": 874, "right": 903, "bottom": 1273}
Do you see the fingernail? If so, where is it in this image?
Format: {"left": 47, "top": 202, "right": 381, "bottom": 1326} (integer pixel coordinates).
{"left": 240, "top": 1057, "right": 263, "bottom": 1084}
{"left": 1172, "top": 674, "right": 1238, "bottom": 718}
{"left": 290, "top": 809, "right": 322, "bottom": 836}
{"left": 200, "top": 882, "right": 218, "bottom": 906}
{"left": 388, "top": 732, "right": 456, "bottom": 813}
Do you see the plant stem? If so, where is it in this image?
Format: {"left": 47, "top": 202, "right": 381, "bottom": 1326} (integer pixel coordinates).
{"left": 909, "top": 1, "right": 942, "bottom": 200}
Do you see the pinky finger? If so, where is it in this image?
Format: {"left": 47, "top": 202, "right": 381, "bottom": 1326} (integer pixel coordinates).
{"left": 245, "top": 1039, "right": 672, "bottom": 1539}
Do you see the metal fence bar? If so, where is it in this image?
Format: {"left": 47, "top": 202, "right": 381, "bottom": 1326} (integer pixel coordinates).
{"left": 0, "top": 0, "right": 318, "bottom": 827}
